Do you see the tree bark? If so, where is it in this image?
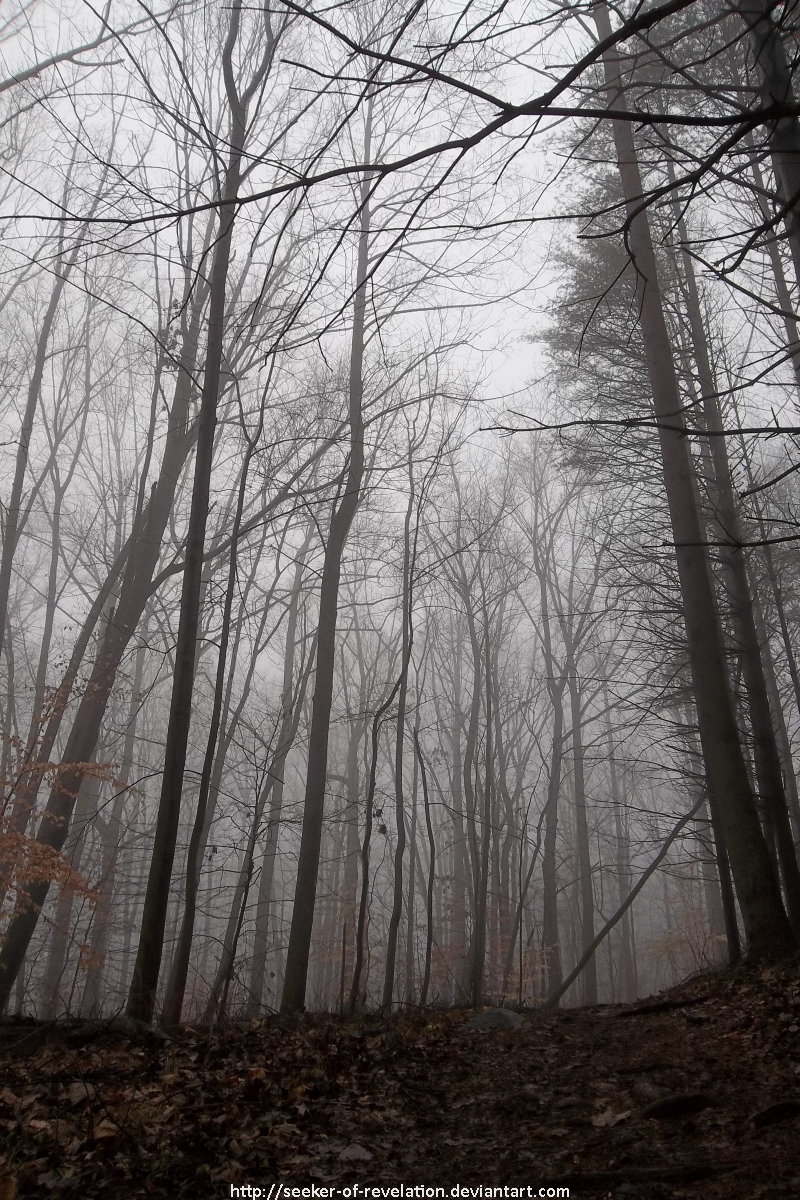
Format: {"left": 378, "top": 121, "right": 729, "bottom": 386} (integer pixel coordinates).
{"left": 382, "top": 463, "right": 415, "bottom": 1008}
{"left": 669, "top": 186, "right": 800, "bottom": 933}
{"left": 593, "top": 0, "right": 795, "bottom": 960}
{"left": 126, "top": 2, "right": 260, "bottom": 1023}
{"left": 281, "top": 102, "right": 371, "bottom": 1014}
{"left": 566, "top": 657, "right": 597, "bottom": 1005}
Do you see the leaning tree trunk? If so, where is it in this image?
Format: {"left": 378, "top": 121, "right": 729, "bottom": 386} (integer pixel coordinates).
{"left": 592, "top": 0, "right": 795, "bottom": 960}
{"left": 0, "top": 344, "right": 201, "bottom": 1011}
{"left": 80, "top": 633, "right": 148, "bottom": 1017}
{"left": 280, "top": 102, "right": 372, "bottom": 1015}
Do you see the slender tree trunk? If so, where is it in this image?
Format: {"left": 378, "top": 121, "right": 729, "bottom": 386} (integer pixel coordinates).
{"left": 161, "top": 431, "right": 266, "bottom": 1025}
{"left": 566, "top": 658, "right": 597, "bottom": 1005}
{"left": 414, "top": 727, "right": 436, "bottom": 1006}
{"left": 348, "top": 671, "right": 404, "bottom": 1015}
{"left": 404, "top": 725, "right": 419, "bottom": 1003}
{"left": 207, "top": 626, "right": 315, "bottom": 1021}
{"left": 470, "top": 597, "right": 493, "bottom": 1007}
{"left": 0, "top": 271, "right": 207, "bottom": 1009}
{"left": 669, "top": 187, "right": 800, "bottom": 933}
{"left": 739, "top": 442, "right": 800, "bottom": 722}
{"left": 751, "top": 584, "right": 800, "bottom": 841}
{"left": 126, "top": 8, "right": 253, "bottom": 1022}
{"left": 0, "top": 260, "right": 71, "bottom": 671}
{"left": 747, "top": 149, "right": 800, "bottom": 395}
{"left": 542, "top": 687, "right": 565, "bottom": 1001}
{"left": 40, "top": 772, "right": 100, "bottom": 1018}
{"left": 448, "top": 626, "right": 469, "bottom": 990}
{"left": 593, "top": 0, "right": 795, "bottom": 960}
{"left": 382, "top": 466, "right": 415, "bottom": 1008}
{"left": 734, "top": 0, "right": 800, "bottom": 280}
{"left": 545, "top": 796, "right": 705, "bottom": 1010}
{"left": 603, "top": 695, "right": 636, "bottom": 1002}
{"left": 281, "top": 103, "right": 371, "bottom": 1015}
{"left": 80, "top": 633, "right": 148, "bottom": 1016}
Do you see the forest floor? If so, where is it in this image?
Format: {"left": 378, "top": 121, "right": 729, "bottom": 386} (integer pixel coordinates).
{"left": 1, "top": 962, "right": 800, "bottom": 1200}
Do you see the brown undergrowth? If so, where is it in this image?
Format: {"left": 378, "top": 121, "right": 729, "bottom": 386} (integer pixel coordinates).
{"left": 1, "top": 961, "right": 800, "bottom": 1199}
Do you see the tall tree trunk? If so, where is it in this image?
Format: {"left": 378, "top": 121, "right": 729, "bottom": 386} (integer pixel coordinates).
{"left": 0, "top": 248, "right": 71, "bottom": 671}
{"left": 470, "top": 595, "right": 493, "bottom": 1007}
{"left": 603, "top": 694, "right": 636, "bottom": 1002}
{"left": 747, "top": 149, "right": 800, "bottom": 396}
{"left": 40, "top": 772, "right": 100, "bottom": 1018}
{"left": 734, "top": 0, "right": 800, "bottom": 280}
{"left": 566, "top": 657, "right": 597, "bottom": 1005}
{"left": 404, "top": 727, "right": 419, "bottom": 1003}
{"left": 382, "top": 464, "right": 415, "bottom": 1008}
{"left": 281, "top": 101, "right": 371, "bottom": 1015}
{"left": 593, "top": 0, "right": 795, "bottom": 960}
{"left": 80, "top": 634, "right": 148, "bottom": 1017}
{"left": 670, "top": 186, "right": 800, "bottom": 933}
{"left": 0, "top": 267, "right": 206, "bottom": 1009}
{"left": 348, "top": 671, "right": 404, "bottom": 1015}
{"left": 750, "top": 584, "right": 800, "bottom": 841}
{"left": 414, "top": 727, "right": 436, "bottom": 1006}
{"left": 161, "top": 426, "right": 267, "bottom": 1025}
{"left": 448, "top": 624, "right": 469, "bottom": 991}
{"left": 206, "top": 620, "right": 315, "bottom": 1022}
{"left": 126, "top": 5, "right": 254, "bottom": 1023}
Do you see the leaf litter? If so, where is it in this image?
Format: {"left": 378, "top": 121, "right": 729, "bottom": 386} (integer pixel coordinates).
{"left": 1, "top": 961, "right": 800, "bottom": 1197}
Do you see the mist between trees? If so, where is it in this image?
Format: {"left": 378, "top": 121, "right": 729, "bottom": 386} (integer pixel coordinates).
{"left": 3, "top": 0, "right": 800, "bottom": 1024}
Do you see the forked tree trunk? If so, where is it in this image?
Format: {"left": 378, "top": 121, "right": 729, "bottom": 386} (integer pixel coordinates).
{"left": 593, "top": 0, "right": 795, "bottom": 960}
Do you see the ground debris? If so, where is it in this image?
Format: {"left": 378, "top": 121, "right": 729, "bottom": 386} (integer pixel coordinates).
{"left": 1, "top": 961, "right": 800, "bottom": 1196}
{"left": 461, "top": 1008, "right": 526, "bottom": 1030}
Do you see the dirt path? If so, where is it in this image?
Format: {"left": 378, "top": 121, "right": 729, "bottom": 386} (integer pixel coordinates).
{"left": 2, "top": 963, "right": 800, "bottom": 1198}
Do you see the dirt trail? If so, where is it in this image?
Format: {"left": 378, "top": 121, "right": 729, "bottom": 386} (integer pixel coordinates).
{"left": 1, "top": 963, "right": 800, "bottom": 1198}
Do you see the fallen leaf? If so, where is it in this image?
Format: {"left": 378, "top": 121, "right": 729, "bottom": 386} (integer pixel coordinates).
{"left": 591, "top": 1108, "right": 630, "bottom": 1127}
{"left": 67, "top": 1081, "right": 95, "bottom": 1105}
{"left": 93, "top": 1119, "right": 118, "bottom": 1140}
{"left": 338, "top": 1143, "right": 373, "bottom": 1162}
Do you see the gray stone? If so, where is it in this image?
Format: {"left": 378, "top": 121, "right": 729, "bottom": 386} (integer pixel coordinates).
{"left": 462, "top": 1007, "right": 526, "bottom": 1030}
